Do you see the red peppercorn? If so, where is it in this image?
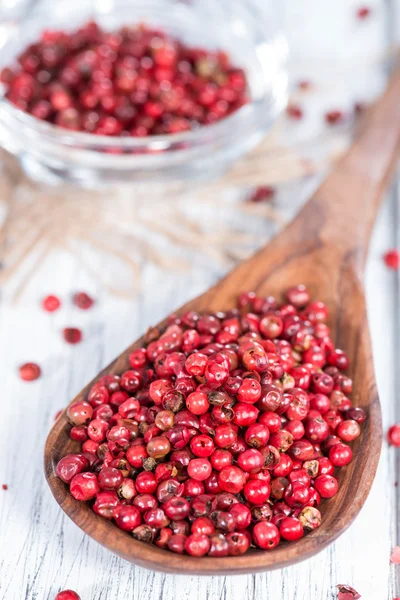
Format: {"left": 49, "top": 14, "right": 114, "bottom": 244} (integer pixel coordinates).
{"left": 185, "top": 533, "right": 211, "bottom": 556}
{"left": 226, "top": 531, "right": 250, "bottom": 555}
{"left": 288, "top": 439, "right": 314, "bottom": 461}
{"left": 298, "top": 506, "right": 322, "bottom": 531}
{"left": 279, "top": 516, "right": 304, "bottom": 541}
{"left": 185, "top": 353, "right": 208, "bottom": 376}
{"left": 304, "top": 416, "right": 330, "bottom": 443}
{"left": 4, "top": 24, "right": 248, "bottom": 136}
{"left": 70, "top": 472, "right": 100, "bottom": 501}
{"left": 19, "top": 362, "right": 41, "bottom": 381}
{"left": 258, "top": 412, "right": 281, "bottom": 433}
{"left": 317, "top": 456, "right": 335, "bottom": 476}
{"left": 273, "top": 454, "right": 293, "bottom": 478}
{"left": 244, "top": 423, "right": 270, "bottom": 449}
{"left": 336, "top": 586, "right": 361, "bottom": 600}
{"left": 344, "top": 407, "right": 366, "bottom": 424}
{"left": 383, "top": 249, "right": 399, "bottom": 270}
{"left": 218, "top": 466, "right": 246, "bottom": 494}
{"left": 252, "top": 521, "right": 280, "bottom": 549}
{"left": 114, "top": 504, "right": 142, "bottom": 531}
{"left": 286, "top": 284, "right": 310, "bottom": 308}
{"left": 168, "top": 533, "right": 187, "bottom": 554}
{"left": 56, "top": 454, "right": 89, "bottom": 484}
{"left": 208, "top": 533, "right": 229, "bottom": 557}
{"left": 133, "top": 493, "right": 157, "bottom": 513}
{"left": 388, "top": 424, "right": 400, "bottom": 446}
{"left": 135, "top": 471, "right": 158, "bottom": 494}
{"left": 55, "top": 592, "right": 81, "bottom": 600}
{"left": 87, "top": 418, "right": 109, "bottom": 442}
{"left": 248, "top": 186, "right": 275, "bottom": 203}
{"left": 229, "top": 503, "right": 252, "bottom": 530}
{"left": 93, "top": 491, "right": 120, "bottom": 520}
{"left": 311, "top": 372, "right": 334, "bottom": 395}
{"left": 258, "top": 384, "right": 282, "bottom": 413}
{"left": 244, "top": 479, "right": 271, "bottom": 505}
{"left": 214, "top": 424, "right": 237, "bottom": 449}
{"left": 337, "top": 419, "right": 361, "bottom": 442}
{"left": 67, "top": 401, "right": 93, "bottom": 426}
{"left": 237, "top": 448, "right": 264, "bottom": 473}
{"left": 286, "top": 104, "right": 303, "bottom": 120}
{"left": 356, "top": 6, "right": 371, "bottom": 19}
{"left": 190, "top": 434, "right": 214, "bottom": 457}
{"left": 285, "top": 419, "right": 305, "bottom": 441}
{"left": 329, "top": 442, "right": 353, "bottom": 467}
{"left": 55, "top": 285, "right": 363, "bottom": 557}
{"left": 147, "top": 437, "right": 171, "bottom": 459}
{"left": 310, "top": 394, "right": 330, "bottom": 414}
{"left": 325, "top": 110, "right": 345, "bottom": 125}
{"left": 191, "top": 516, "right": 215, "bottom": 536}
{"left": 237, "top": 378, "right": 262, "bottom": 403}
{"left": 154, "top": 527, "right": 172, "bottom": 548}
{"left": 314, "top": 474, "right": 338, "bottom": 499}
{"left": 209, "top": 509, "right": 236, "bottom": 532}
{"left": 209, "top": 449, "right": 232, "bottom": 472}
{"left": 187, "top": 458, "right": 212, "bottom": 481}
{"left": 186, "top": 391, "right": 210, "bottom": 415}
{"left": 164, "top": 497, "right": 190, "bottom": 521}
{"left": 288, "top": 469, "right": 311, "bottom": 487}
{"left": 63, "top": 327, "right": 83, "bottom": 344}
{"left": 73, "top": 291, "right": 95, "bottom": 309}
{"left": 42, "top": 294, "right": 61, "bottom": 312}
{"left": 284, "top": 481, "right": 310, "bottom": 508}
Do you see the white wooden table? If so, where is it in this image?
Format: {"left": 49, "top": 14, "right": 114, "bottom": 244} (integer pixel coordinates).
{"left": 1, "top": 1, "right": 400, "bottom": 598}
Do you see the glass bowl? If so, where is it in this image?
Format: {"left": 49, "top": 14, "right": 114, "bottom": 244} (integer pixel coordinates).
{"left": 0, "top": 0, "right": 288, "bottom": 187}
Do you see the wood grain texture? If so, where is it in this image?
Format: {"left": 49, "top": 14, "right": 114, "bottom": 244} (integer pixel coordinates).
{"left": 44, "top": 67, "right": 400, "bottom": 575}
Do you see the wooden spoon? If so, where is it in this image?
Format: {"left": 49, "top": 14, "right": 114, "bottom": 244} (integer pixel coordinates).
{"left": 44, "top": 69, "right": 400, "bottom": 575}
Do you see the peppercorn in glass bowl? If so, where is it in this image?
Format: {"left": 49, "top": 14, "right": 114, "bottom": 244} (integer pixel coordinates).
{"left": 0, "top": 0, "right": 287, "bottom": 186}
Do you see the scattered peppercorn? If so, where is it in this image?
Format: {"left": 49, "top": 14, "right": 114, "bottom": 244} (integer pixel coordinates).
{"left": 297, "top": 80, "right": 312, "bottom": 91}
{"left": 336, "top": 585, "right": 361, "bottom": 600}
{"left": 286, "top": 104, "right": 303, "bottom": 120}
{"left": 19, "top": 362, "right": 41, "bottom": 381}
{"left": 1, "top": 22, "right": 248, "bottom": 136}
{"left": 391, "top": 546, "right": 400, "bottom": 564}
{"left": 383, "top": 249, "right": 399, "bottom": 270}
{"left": 356, "top": 6, "right": 371, "bottom": 19}
{"left": 42, "top": 294, "right": 61, "bottom": 312}
{"left": 73, "top": 292, "right": 95, "bottom": 310}
{"left": 55, "top": 591, "right": 81, "bottom": 600}
{"left": 56, "top": 285, "right": 364, "bottom": 556}
{"left": 388, "top": 425, "right": 400, "bottom": 447}
{"left": 248, "top": 186, "right": 275, "bottom": 203}
{"left": 63, "top": 328, "right": 83, "bottom": 344}
{"left": 325, "top": 110, "right": 345, "bottom": 125}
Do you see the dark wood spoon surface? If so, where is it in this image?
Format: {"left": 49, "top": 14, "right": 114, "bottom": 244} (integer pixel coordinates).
{"left": 44, "top": 69, "right": 400, "bottom": 575}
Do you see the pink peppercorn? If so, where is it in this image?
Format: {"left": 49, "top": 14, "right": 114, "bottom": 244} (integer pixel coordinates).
{"left": 2, "top": 22, "right": 248, "bottom": 137}
{"left": 54, "top": 284, "right": 363, "bottom": 558}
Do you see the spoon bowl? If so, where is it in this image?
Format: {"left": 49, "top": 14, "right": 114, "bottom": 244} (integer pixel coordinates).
{"left": 44, "top": 70, "right": 400, "bottom": 574}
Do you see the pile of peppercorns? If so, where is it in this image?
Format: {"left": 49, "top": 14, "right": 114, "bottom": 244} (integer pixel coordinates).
{"left": 56, "top": 285, "right": 364, "bottom": 557}
{"left": 1, "top": 21, "right": 248, "bottom": 136}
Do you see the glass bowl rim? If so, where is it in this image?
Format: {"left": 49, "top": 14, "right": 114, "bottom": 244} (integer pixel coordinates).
{"left": 0, "top": 94, "right": 255, "bottom": 149}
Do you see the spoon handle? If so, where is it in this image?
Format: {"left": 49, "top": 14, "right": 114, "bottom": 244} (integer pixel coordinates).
{"left": 292, "top": 66, "right": 400, "bottom": 276}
